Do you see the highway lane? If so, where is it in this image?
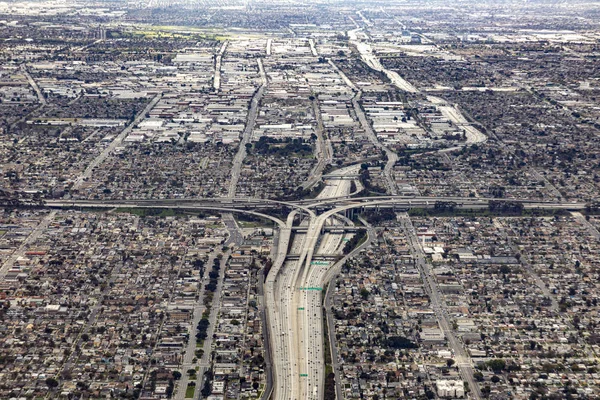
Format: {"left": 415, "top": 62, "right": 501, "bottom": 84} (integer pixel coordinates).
{"left": 299, "top": 226, "right": 350, "bottom": 398}
{"left": 302, "top": 97, "right": 333, "bottom": 190}
{"left": 428, "top": 96, "right": 486, "bottom": 145}
{"left": 308, "top": 38, "right": 318, "bottom": 57}
{"left": 316, "top": 164, "right": 358, "bottom": 200}
{"left": 45, "top": 202, "right": 288, "bottom": 228}
{"left": 266, "top": 210, "right": 304, "bottom": 400}
{"left": 267, "top": 164, "right": 357, "bottom": 400}
{"left": 348, "top": 28, "right": 417, "bottom": 93}
{"left": 213, "top": 41, "right": 228, "bottom": 91}
{"left": 44, "top": 195, "right": 587, "bottom": 213}
{"left": 266, "top": 38, "right": 272, "bottom": 56}
{"left": 297, "top": 185, "right": 352, "bottom": 400}
{"left": 302, "top": 195, "right": 586, "bottom": 210}
{"left": 228, "top": 58, "right": 267, "bottom": 197}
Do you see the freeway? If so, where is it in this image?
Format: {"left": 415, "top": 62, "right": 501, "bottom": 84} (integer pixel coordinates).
{"left": 228, "top": 58, "right": 268, "bottom": 197}
{"left": 266, "top": 164, "right": 358, "bottom": 400}
{"left": 308, "top": 38, "right": 318, "bottom": 57}
{"left": 44, "top": 195, "right": 587, "bottom": 214}
{"left": 329, "top": 56, "right": 399, "bottom": 195}
{"left": 213, "top": 41, "right": 228, "bottom": 91}
{"left": 302, "top": 195, "right": 586, "bottom": 210}
{"left": 265, "top": 210, "right": 302, "bottom": 400}
{"left": 348, "top": 28, "right": 417, "bottom": 93}
{"left": 344, "top": 28, "right": 489, "bottom": 177}
{"left": 428, "top": 96, "right": 487, "bottom": 145}
{"left": 45, "top": 201, "right": 287, "bottom": 227}
{"left": 302, "top": 97, "right": 333, "bottom": 190}
{"left": 316, "top": 164, "right": 358, "bottom": 199}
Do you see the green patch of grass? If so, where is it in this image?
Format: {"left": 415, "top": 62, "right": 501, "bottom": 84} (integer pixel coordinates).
{"left": 237, "top": 220, "right": 266, "bottom": 228}
{"left": 235, "top": 213, "right": 274, "bottom": 227}
{"left": 185, "top": 384, "right": 196, "bottom": 398}
{"left": 323, "top": 320, "right": 332, "bottom": 366}
{"left": 325, "top": 364, "right": 333, "bottom": 376}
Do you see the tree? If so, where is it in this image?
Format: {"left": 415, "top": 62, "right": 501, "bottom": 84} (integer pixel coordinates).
{"left": 446, "top": 359, "right": 455, "bottom": 368}
{"left": 486, "top": 358, "right": 506, "bottom": 373}
{"left": 482, "top": 385, "right": 491, "bottom": 398}
{"left": 386, "top": 336, "right": 417, "bottom": 349}
{"left": 46, "top": 377, "right": 59, "bottom": 389}
{"left": 201, "top": 380, "right": 211, "bottom": 397}
{"left": 172, "top": 371, "right": 182, "bottom": 380}
{"left": 491, "top": 375, "right": 501, "bottom": 383}
{"left": 360, "top": 288, "right": 370, "bottom": 300}
{"left": 166, "top": 379, "right": 174, "bottom": 397}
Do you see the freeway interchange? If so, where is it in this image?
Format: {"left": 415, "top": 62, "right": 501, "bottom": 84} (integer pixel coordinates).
{"left": 38, "top": 168, "right": 587, "bottom": 400}
{"left": 265, "top": 166, "right": 357, "bottom": 400}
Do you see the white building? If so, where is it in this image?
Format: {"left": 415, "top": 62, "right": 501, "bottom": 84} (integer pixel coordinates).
{"left": 437, "top": 380, "right": 465, "bottom": 398}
